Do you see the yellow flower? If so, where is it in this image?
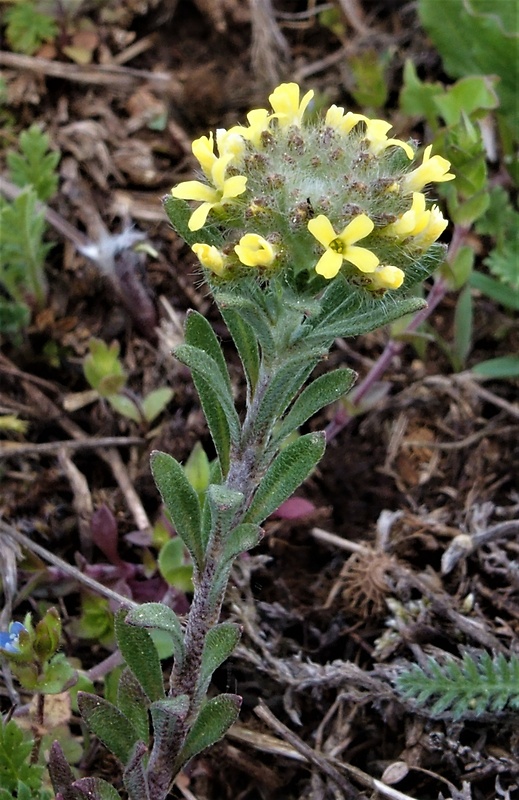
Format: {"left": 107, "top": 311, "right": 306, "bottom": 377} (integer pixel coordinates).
{"left": 229, "top": 109, "right": 271, "bottom": 148}
{"left": 411, "top": 204, "right": 448, "bottom": 250}
{"left": 192, "top": 133, "right": 217, "bottom": 176}
{"left": 269, "top": 82, "right": 314, "bottom": 128}
{"left": 363, "top": 119, "right": 414, "bottom": 160}
{"left": 192, "top": 243, "right": 226, "bottom": 276}
{"left": 171, "top": 155, "right": 247, "bottom": 231}
{"left": 384, "top": 193, "right": 429, "bottom": 238}
{"left": 234, "top": 234, "right": 276, "bottom": 267}
{"left": 370, "top": 265, "right": 405, "bottom": 291}
{"left": 325, "top": 105, "right": 368, "bottom": 135}
{"left": 403, "top": 144, "right": 455, "bottom": 192}
{"left": 307, "top": 214, "right": 379, "bottom": 279}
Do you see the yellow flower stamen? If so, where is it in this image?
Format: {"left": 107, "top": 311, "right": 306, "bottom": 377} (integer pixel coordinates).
{"left": 307, "top": 214, "right": 379, "bottom": 279}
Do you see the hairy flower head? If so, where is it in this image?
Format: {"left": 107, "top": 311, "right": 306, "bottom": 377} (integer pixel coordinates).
{"left": 168, "top": 82, "right": 453, "bottom": 295}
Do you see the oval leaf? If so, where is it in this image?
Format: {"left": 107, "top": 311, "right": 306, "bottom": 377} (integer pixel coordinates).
{"left": 150, "top": 450, "right": 203, "bottom": 569}
{"left": 115, "top": 610, "right": 165, "bottom": 702}
{"left": 246, "top": 432, "right": 326, "bottom": 524}
{"left": 77, "top": 692, "right": 140, "bottom": 764}
{"left": 177, "top": 694, "right": 241, "bottom": 768}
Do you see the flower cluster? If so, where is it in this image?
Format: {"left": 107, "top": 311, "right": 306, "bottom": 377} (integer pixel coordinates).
{"left": 171, "top": 83, "right": 454, "bottom": 294}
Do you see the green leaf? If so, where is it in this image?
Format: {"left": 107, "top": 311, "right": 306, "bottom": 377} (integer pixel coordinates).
{"left": 215, "top": 292, "right": 276, "bottom": 356}
{"left": 184, "top": 441, "right": 211, "bottom": 497}
{"left": 125, "top": 602, "right": 185, "bottom": 669}
{"left": 77, "top": 693, "right": 141, "bottom": 764}
{"left": 150, "top": 450, "right": 203, "bottom": 569}
{"left": 141, "top": 388, "right": 174, "bottom": 423}
{"left": 117, "top": 669, "right": 150, "bottom": 744}
{"left": 73, "top": 777, "right": 122, "bottom": 800}
{"left": 158, "top": 538, "right": 193, "bottom": 592}
{"left": 107, "top": 394, "right": 141, "bottom": 423}
{"left": 175, "top": 344, "right": 240, "bottom": 441}
{"left": 472, "top": 356, "right": 519, "bottom": 379}
{"left": 184, "top": 310, "right": 232, "bottom": 394}
{"left": 114, "top": 609, "right": 165, "bottom": 702}
{"left": 274, "top": 368, "right": 356, "bottom": 444}
{"left": 399, "top": 60, "right": 445, "bottom": 128}
{"left": 251, "top": 353, "right": 322, "bottom": 440}
{"left": 209, "top": 523, "right": 263, "bottom": 609}
{"left": 177, "top": 694, "right": 241, "bottom": 768}
{"left": 220, "top": 307, "right": 260, "bottom": 392}
{"left": 83, "top": 339, "right": 127, "bottom": 396}
{"left": 197, "top": 623, "right": 241, "bottom": 704}
{"left": 0, "top": 187, "right": 50, "bottom": 308}
{"left": 206, "top": 485, "right": 244, "bottom": 541}
{"left": 122, "top": 742, "right": 150, "bottom": 800}
{"left": 5, "top": 3, "right": 58, "bottom": 55}
{"left": 0, "top": 719, "right": 43, "bottom": 792}
{"left": 452, "top": 284, "right": 473, "bottom": 370}
{"left": 7, "top": 125, "right": 59, "bottom": 201}
{"left": 149, "top": 696, "right": 189, "bottom": 756}
{"left": 418, "top": 0, "right": 519, "bottom": 129}
{"left": 307, "top": 297, "right": 427, "bottom": 346}
{"left": 246, "top": 432, "right": 326, "bottom": 524}
{"left": 470, "top": 271, "right": 519, "bottom": 310}
{"left": 163, "top": 195, "right": 222, "bottom": 248}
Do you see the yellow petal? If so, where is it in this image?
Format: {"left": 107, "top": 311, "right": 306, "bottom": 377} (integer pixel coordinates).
{"left": 171, "top": 181, "right": 218, "bottom": 202}
{"left": 372, "top": 265, "right": 405, "bottom": 289}
{"left": 308, "top": 215, "right": 337, "bottom": 248}
{"left": 234, "top": 234, "right": 276, "bottom": 267}
{"left": 315, "top": 249, "right": 343, "bottom": 279}
{"left": 221, "top": 174, "right": 247, "bottom": 200}
{"left": 188, "top": 202, "right": 213, "bottom": 231}
{"left": 344, "top": 245, "right": 379, "bottom": 273}
{"left": 192, "top": 243, "right": 226, "bottom": 275}
{"left": 192, "top": 133, "right": 215, "bottom": 175}
{"left": 339, "top": 214, "right": 374, "bottom": 245}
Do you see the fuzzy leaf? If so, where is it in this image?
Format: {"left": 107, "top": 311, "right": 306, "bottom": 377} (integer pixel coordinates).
{"left": 274, "top": 368, "right": 356, "bottom": 443}
{"left": 175, "top": 344, "right": 240, "bottom": 441}
{"left": 125, "top": 603, "right": 186, "bottom": 669}
{"left": 77, "top": 693, "right": 141, "bottom": 764}
{"left": 220, "top": 307, "right": 260, "bottom": 392}
{"left": 215, "top": 292, "right": 276, "bottom": 356}
{"left": 149, "top": 696, "right": 189, "bottom": 753}
{"left": 122, "top": 742, "right": 150, "bottom": 800}
{"left": 184, "top": 310, "right": 232, "bottom": 394}
{"left": 197, "top": 623, "right": 241, "bottom": 703}
{"left": 246, "top": 432, "right": 326, "bottom": 524}
{"left": 177, "top": 694, "right": 241, "bottom": 768}
{"left": 150, "top": 450, "right": 203, "bottom": 570}
{"left": 115, "top": 610, "right": 165, "bottom": 702}
{"left": 117, "top": 669, "right": 150, "bottom": 744}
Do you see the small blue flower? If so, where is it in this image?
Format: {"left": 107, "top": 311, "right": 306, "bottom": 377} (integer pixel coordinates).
{"left": 0, "top": 621, "right": 26, "bottom": 653}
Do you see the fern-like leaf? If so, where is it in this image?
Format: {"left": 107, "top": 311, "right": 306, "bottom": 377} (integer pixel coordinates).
{"left": 397, "top": 652, "right": 519, "bottom": 720}
{"left": 7, "top": 125, "right": 60, "bottom": 202}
